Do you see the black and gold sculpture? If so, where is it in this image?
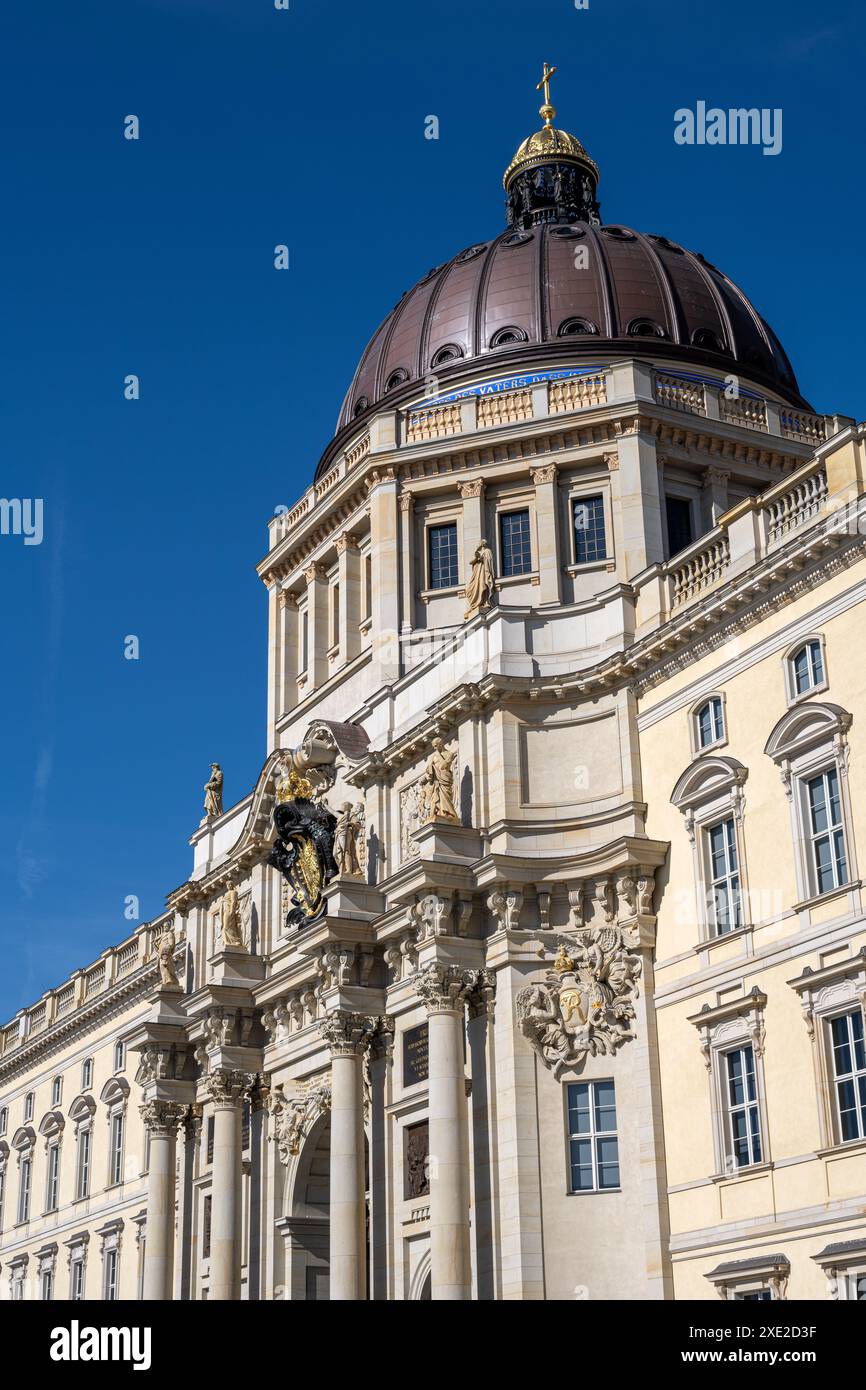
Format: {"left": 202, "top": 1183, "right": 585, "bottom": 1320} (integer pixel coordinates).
{"left": 268, "top": 769, "right": 338, "bottom": 931}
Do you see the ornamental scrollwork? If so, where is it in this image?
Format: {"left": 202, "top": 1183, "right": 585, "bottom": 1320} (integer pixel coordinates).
{"left": 516, "top": 929, "right": 642, "bottom": 1077}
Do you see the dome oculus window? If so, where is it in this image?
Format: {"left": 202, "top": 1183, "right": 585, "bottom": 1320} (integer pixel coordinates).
{"left": 353, "top": 396, "right": 369, "bottom": 418}
{"left": 489, "top": 326, "right": 527, "bottom": 348}
{"left": 430, "top": 345, "right": 463, "bottom": 369}
{"left": 627, "top": 317, "right": 666, "bottom": 339}
{"left": 385, "top": 368, "right": 409, "bottom": 393}
{"left": 603, "top": 226, "right": 636, "bottom": 240}
{"left": 692, "top": 328, "right": 725, "bottom": 352}
{"left": 558, "top": 317, "right": 598, "bottom": 337}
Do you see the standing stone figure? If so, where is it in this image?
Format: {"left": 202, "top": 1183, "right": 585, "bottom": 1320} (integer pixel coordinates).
{"left": 220, "top": 882, "right": 244, "bottom": 948}
{"left": 156, "top": 922, "right": 181, "bottom": 989}
{"left": 204, "top": 763, "right": 223, "bottom": 818}
{"left": 333, "top": 802, "right": 363, "bottom": 877}
{"left": 464, "top": 540, "right": 495, "bottom": 619}
{"left": 421, "top": 738, "right": 459, "bottom": 823}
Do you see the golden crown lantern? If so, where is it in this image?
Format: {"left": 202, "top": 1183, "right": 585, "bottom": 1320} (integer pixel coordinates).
{"left": 503, "top": 61, "right": 600, "bottom": 192}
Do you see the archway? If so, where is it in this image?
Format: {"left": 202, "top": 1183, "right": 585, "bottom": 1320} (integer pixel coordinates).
{"left": 282, "top": 1112, "right": 371, "bottom": 1300}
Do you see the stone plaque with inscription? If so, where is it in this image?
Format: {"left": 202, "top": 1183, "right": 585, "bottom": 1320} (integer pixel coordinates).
{"left": 402, "top": 1022, "right": 429, "bottom": 1086}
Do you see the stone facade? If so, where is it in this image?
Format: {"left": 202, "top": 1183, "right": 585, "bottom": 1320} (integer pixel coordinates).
{"left": 3, "top": 150, "right": 866, "bottom": 1304}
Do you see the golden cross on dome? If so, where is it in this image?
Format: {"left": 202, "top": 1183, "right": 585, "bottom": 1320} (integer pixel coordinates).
{"left": 536, "top": 61, "right": 557, "bottom": 124}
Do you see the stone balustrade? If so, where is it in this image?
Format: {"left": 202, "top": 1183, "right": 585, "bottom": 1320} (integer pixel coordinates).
{"left": 654, "top": 372, "right": 705, "bottom": 416}
{"left": 764, "top": 463, "right": 828, "bottom": 545}
{"left": 668, "top": 534, "right": 731, "bottom": 607}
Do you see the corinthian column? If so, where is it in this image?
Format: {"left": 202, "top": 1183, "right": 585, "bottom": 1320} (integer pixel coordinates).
{"left": 204, "top": 1068, "right": 254, "bottom": 1301}
{"left": 415, "top": 962, "right": 493, "bottom": 1300}
{"left": 319, "top": 1011, "right": 379, "bottom": 1301}
{"left": 140, "top": 1100, "right": 187, "bottom": 1301}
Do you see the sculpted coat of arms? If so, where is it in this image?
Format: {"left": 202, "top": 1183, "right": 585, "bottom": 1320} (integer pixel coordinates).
{"left": 516, "top": 930, "right": 642, "bottom": 1077}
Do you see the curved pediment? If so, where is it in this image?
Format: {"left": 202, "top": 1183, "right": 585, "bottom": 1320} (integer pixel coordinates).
{"left": 99, "top": 1077, "right": 130, "bottom": 1106}
{"left": 764, "top": 702, "right": 852, "bottom": 763}
{"left": 11, "top": 1124, "right": 36, "bottom": 1151}
{"left": 68, "top": 1093, "right": 97, "bottom": 1124}
{"left": 38, "top": 1109, "right": 65, "bottom": 1139}
{"left": 672, "top": 755, "right": 748, "bottom": 811}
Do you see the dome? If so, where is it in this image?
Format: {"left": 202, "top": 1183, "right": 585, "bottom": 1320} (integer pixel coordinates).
{"left": 328, "top": 65, "right": 810, "bottom": 457}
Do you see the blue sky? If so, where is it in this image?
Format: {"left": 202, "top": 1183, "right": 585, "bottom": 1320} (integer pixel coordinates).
{"left": 1, "top": 0, "right": 864, "bottom": 1022}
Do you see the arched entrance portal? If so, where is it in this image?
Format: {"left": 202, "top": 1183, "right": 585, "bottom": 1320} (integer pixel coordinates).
{"left": 283, "top": 1114, "right": 370, "bottom": 1300}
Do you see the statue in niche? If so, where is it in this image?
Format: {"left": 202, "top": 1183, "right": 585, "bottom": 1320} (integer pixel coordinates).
{"left": 420, "top": 738, "right": 459, "bottom": 824}
{"left": 156, "top": 921, "right": 181, "bottom": 990}
{"left": 333, "top": 802, "right": 364, "bottom": 877}
{"left": 406, "top": 1123, "right": 430, "bottom": 1198}
{"left": 464, "top": 539, "right": 495, "bottom": 619}
{"left": 204, "top": 763, "right": 223, "bottom": 818}
{"left": 220, "top": 882, "right": 244, "bottom": 949}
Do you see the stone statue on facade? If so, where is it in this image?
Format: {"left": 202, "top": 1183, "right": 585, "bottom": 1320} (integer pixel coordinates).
{"left": 516, "top": 928, "right": 642, "bottom": 1076}
{"left": 464, "top": 539, "right": 495, "bottom": 619}
{"left": 333, "top": 801, "right": 364, "bottom": 877}
{"left": 220, "top": 881, "right": 244, "bottom": 949}
{"left": 204, "top": 763, "right": 223, "bottom": 818}
{"left": 155, "top": 921, "right": 181, "bottom": 990}
{"left": 420, "top": 738, "right": 459, "bottom": 824}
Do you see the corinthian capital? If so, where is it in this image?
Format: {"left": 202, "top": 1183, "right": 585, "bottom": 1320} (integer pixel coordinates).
{"left": 414, "top": 961, "right": 495, "bottom": 1016}
{"left": 139, "top": 1100, "right": 189, "bottom": 1137}
{"left": 203, "top": 1067, "right": 257, "bottom": 1109}
{"left": 318, "top": 1010, "right": 380, "bottom": 1057}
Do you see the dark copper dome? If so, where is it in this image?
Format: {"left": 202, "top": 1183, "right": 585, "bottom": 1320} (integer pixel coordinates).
{"left": 336, "top": 222, "right": 807, "bottom": 436}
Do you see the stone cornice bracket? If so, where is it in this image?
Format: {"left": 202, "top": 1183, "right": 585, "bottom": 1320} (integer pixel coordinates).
{"left": 138, "top": 1099, "right": 189, "bottom": 1137}
{"left": 318, "top": 1009, "right": 381, "bottom": 1057}
{"left": 414, "top": 961, "right": 495, "bottom": 1017}
{"left": 203, "top": 1066, "right": 258, "bottom": 1109}
{"left": 303, "top": 560, "right": 329, "bottom": 584}
{"left": 487, "top": 885, "right": 523, "bottom": 933}
{"left": 277, "top": 587, "right": 299, "bottom": 610}
{"left": 603, "top": 452, "right": 619, "bottom": 472}
{"left": 335, "top": 531, "right": 360, "bottom": 554}
{"left": 688, "top": 986, "right": 768, "bottom": 1072}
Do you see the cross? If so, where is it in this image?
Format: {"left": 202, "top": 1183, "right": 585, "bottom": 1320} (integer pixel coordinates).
{"left": 536, "top": 62, "right": 557, "bottom": 108}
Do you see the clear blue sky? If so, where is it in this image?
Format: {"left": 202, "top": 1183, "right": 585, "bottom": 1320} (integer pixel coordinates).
{"left": 1, "top": 0, "right": 864, "bottom": 1023}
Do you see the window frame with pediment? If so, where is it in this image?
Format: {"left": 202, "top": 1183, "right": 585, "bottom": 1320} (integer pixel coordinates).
{"left": 788, "top": 947, "right": 866, "bottom": 1152}
{"left": 0, "top": 1139, "right": 8, "bottom": 1231}
{"left": 38, "top": 1109, "right": 65, "bottom": 1214}
{"left": 672, "top": 755, "right": 751, "bottom": 942}
{"left": 36, "top": 1241, "right": 58, "bottom": 1301}
{"left": 11, "top": 1124, "right": 36, "bottom": 1226}
{"left": 813, "top": 1237, "right": 866, "bottom": 1300}
{"left": 97, "top": 1217, "right": 124, "bottom": 1301}
{"left": 688, "top": 988, "right": 771, "bottom": 1179}
{"left": 689, "top": 692, "right": 728, "bottom": 758}
{"left": 764, "top": 701, "right": 858, "bottom": 908}
{"left": 100, "top": 1077, "right": 129, "bottom": 1189}
{"left": 68, "top": 1094, "right": 97, "bottom": 1201}
{"left": 8, "top": 1252, "right": 28, "bottom": 1301}
{"left": 64, "top": 1230, "right": 89, "bottom": 1300}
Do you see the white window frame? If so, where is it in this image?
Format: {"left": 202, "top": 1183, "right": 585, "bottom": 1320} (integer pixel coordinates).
{"left": 802, "top": 767, "right": 849, "bottom": 897}
{"left": 566, "top": 482, "right": 615, "bottom": 572}
{"left": 564, "top": 1079, "right": 621, "bottom": 1194}
{"left": 51, "top": 1076, "right": 62, "bottom": 1107}
{"left": 788, "top": 950, "right": 866, "bottom": 1151}
{"left": 689, "top": 988, "right": 770, "bottom": 1178}
{"left": 0, "top": 1107, "right": 6, "bottom": 1137}
{"left": 827, "top": 1007, "right": 866, "bottom": 1144}
{"left": 97, "top": 1218, "right": 124, "bottom": 1301}
{"left": 23, "top": 1092, "right": 34, "bottom": 1123}
{"left": 496, "top": 501, "right": 536, "bottom": 582}
{"left": 17, "top": 1151, "right": 32, "bottom": 1224}
{"left": 672, "top": 755, "right": 751, "bottom": 943}
{"left": 784, "top": 633, "right": 828, "bottom": 705}
{"left": 81, "top": 1057, "right": 94, "bottom": 1091}
{"left": 113, "top": 1040, "right": 125, "bottom": 1073}
{"left": 690, "top": 691, "right": 727, "bottom": 756}
{"left": 100, "top": 1078, "right": 129, "bottom": 1189}
{"left": 722, "top": 1042, "right": 764, "bottom": 1169}
{"left": 45, "top": 1140, "right": 61, "bottom": 1213}
{"left": 706, "top": 1254, "right": 789, "bottom": 1300}
{"left": 64, "top": 1231, "right": 90, "bottom": 1300}
{"left": 69, "top": 1094, "right": 97, "bottom": 1201}
{"left": 765, "top": 702, "right": 857, "bottom": 908}
{"left": 423, "top": 513, "right": 462, "bottom": 596}
{"left": 36, "top": 1243, "right": 57, "bottom": 1301}
{"left": 704, "top": 815, "right": 743, "bottom": 937}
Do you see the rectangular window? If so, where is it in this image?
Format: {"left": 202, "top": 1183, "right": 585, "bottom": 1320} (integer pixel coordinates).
{"left": 573, "top": 495, "right": 607, "bottom": 564}
{"left": 806, "top": 769, "right": 848, "bottom": 894}
{"left": 364, "top": 554, "right": 372, "bottom": 619}
{"left": 46, "top": 1143, "right": 60, "bottom": 1212}
{"left": 697, "top": 697, "right": 724, "bottom": 749}
{"left": 794, "top": 641, "right": 824, "bottom": 695}
{"left": 737, "top": 1289, "right": 772, "bottom": 1301}
{"left": 330, "top": 583, "right": 340, "bottom": 647}
{"left": 706, "top": 817, "right": 741, "bottom": 935}
{"left": 566, "top": 1080, "right": 620, "bottom": 1192}
{"left": 499, "top": 509, "right": 532, "bottom": 577}
{"left": 17, "top": 1155, "right": 32, "bottom": 1223}
{"left": 104, "top": 1249, "right": 119, "bottom": 1301}
{"left": 241, "top": 1102, "right": 251, "bottom": 1152}
{"left": 109, "top": 1112, "right": 125, "bottom": 1186}
{"left": 831, "top": 1010, "right": 866, "bottom": 1143}
{"left": 206, "top": 1116, "right": 215, "bottom": 1165}
{"left": 70, "top": 1259, "right": 85, "bottom": 1300}
{"left": 725, "top": 1045, "right": 762, "bottom": 1168}
{"left": 428, "top": 523, "right": 459, "bottom": 590}
{"left": 202, "top": 1194, "right": 212, "bottom": 1260}
{"left": 0, "top": 1168, "right": 5, "bottom": 1230}
{"left": 81, "top": 1058, "right": 93, "bottom": 1090}
{"left": 41, "top": 1268, "right": 53, "bottom": 1301}
{"left": 300, "top": 610, "right": 309, "bottom": 672}
{"left": 665, "top": 495, "right": 693, "bottom": 557}
{"left": 76, "top": 1129, "right": 91, "bottom": 1200}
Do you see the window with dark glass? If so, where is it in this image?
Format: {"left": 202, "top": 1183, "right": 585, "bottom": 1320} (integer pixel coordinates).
{"left": 831, "top": 1010, "right": 866, "bottom": 1143}
{"left": 428, "top": 523, "right": 459, "bottom": 590}
{"left": 202, "top": 1194, "right": 212, "bottom": 1259}
{"left": 572, "top": 495, "right": 607, "bottom": 564}
{"left": 706, "top": 817, "right": 741, "bottom": 935}
{"left": 792, "top": 640, "right": 824, "bottom": 696}
{"left": 725, "top": 1045, "right": 762, "bottom": 1168}
{"left": 806, "top": 768, "right": 848, "bottom": 894}
{"left": 696, "top": 696, "right": 724, "bottom": 749}
{"left": 499, "top": 509, "right": 532, "bottom": 577}
{"left": 206, "top": 1116, "right": 215, "bottom": 1165}
{"left": 566, "top": 1080, "right": 619, "bottom": 1192}
{"left": 665, "top": 495, "right": 693, "bottom": 557}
